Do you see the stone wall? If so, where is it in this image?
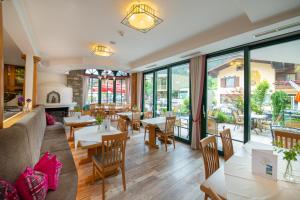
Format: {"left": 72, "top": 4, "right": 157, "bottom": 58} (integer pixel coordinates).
{"left": 67, "top": 70, "right": 84, "bottom": 107}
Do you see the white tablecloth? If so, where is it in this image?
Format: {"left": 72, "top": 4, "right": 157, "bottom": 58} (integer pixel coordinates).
{"left": 141, "top": 117, "right": 166, "bottom": 130}
{"left": 63, "top": 115, "right": 95, "bottom": 125}
{"left": 74, "top": 126, "right": 120, "bottom": 149}
{"left": 224, "top": 142, "right": 300, "bottom": 199}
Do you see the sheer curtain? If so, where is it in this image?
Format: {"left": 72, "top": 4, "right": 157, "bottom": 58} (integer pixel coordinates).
{"left": 190, "top": 55, "right": 206, "bottom": 149}
{"left": 82, "top": 77, "right": 89, "bottom": 105}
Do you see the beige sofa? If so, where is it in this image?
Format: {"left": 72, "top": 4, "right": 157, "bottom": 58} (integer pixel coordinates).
{"left": 0, "top": 106, "right": 77, "bottom": 200}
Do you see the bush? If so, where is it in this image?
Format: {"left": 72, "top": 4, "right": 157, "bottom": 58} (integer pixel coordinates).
{"left": 215, "top": 110, "right": 228, "bottom": 123}
{"left": 271, "top": 91, "right": 288, "bottom": 124}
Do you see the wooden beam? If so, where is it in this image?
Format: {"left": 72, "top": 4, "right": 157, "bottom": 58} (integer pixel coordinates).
{"left": 32, "top": 56, "right": 40, "bottom": 107}
{"left": 21, "top": 54, "right": 41, "bottom": 108}
{"left": 0, "top": 2, "right": 4, "bottom": 129}
{"left": 131, "top": 73, "right": 137, "bottom": 108}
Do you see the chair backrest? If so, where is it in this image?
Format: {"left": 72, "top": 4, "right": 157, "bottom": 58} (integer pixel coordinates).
{"left": 205, "top": 187, "right": 222, "bottom": 200}
{"left": 207, "top": 117, "right": 217, "bottom": 135}
{"left": 144, "top": 111, "right": 153, "bottom": 119}
{"left": 165, "top": 116, "right": 176, "bottom": 134}
{"left": 274, "top": 130, "right": 300, "bottom": 149}
{"left": 200, "top": 135, "right": 220, "bottom": 179}
{"left": 219, "top": 129, "right": 234, "bottom": 161}
{"left": 90, "top": 103, "right": 97, "bottom": 110}
{"left": 117, "top": 118, "right": 128, "bottom": 133}
{"left": 132, "top": 111, "right": 141, "bottom": 121}
{"left": 101, "top": 133, "right": 127, "bottom": 167}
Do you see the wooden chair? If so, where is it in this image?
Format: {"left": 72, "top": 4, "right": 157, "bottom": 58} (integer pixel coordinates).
{"left": 108, "top": 104, "right": 117, "bottom": 120}
{"left": 200, "top": 135, "right": 220, "bottom": 200}
{"left": 92, "top": 133, "right": 127, "bottom": 200}
{"left": 204, "top": 187, "right": 222, "bottom": 200}
{"left": 117, "top": 118, "right": 128, "bottom": 133}
{"left": 232, "top": 111, "right": 243, "bottom": 130}
{"left": 131, "top": 111, "right": 141, "bottom": 134}
{"left": 219, "top": 129, "right": 234, "bottom": 161}
{"left": 200, "top": 135, "right": 220, "bottom": 179}
{"left": 207, "top": 117, "right": 218, "bottom": 135}
{"left": 156, "top": 116, "right": 176, "bottom": 152}
{"left": 274, "top": 130, "right": 300, "bottom": 149}
{"left": 143, "top": 111, "right": 153, "bottom": 141}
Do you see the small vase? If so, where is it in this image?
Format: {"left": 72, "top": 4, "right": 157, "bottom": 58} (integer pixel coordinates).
{"left": 284, "top": 160, "right": 294, "bottom": 182}
{"left": 97, "top": 125, "right": 101, "bottom": 133}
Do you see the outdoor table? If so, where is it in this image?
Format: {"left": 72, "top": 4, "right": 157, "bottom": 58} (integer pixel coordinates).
{"left": 200, "top": 141, "right": 300, "bottom": 199}
{"left": 63, "top": 115, "right": 96, "bottom": 141}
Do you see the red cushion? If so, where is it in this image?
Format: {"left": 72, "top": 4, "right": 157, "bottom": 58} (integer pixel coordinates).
{"left": 15, "top": 167, "right": 48, "bottom": 200}
{"left": 34, "top": 152, "right": 63, "bottom": 190}
{"left": 0, "top": 178, "right": 20, "bottom": 200}
{"left": 45, "top": 113, "right": 56, "bottom": 125}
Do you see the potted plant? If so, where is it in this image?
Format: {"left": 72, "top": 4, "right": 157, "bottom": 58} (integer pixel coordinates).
{"left": 96, "top": 115, "right": 104, "bottom": 133}
{"left": 73, "top": 106, "right": 82, "bottom": 119}
{"left": 274, "top": 141, "right": 300, "bottom": 182}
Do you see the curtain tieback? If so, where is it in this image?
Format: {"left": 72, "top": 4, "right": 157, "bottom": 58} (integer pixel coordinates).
{"left": 192, "top": 118, "right": 200, "bottom": 123}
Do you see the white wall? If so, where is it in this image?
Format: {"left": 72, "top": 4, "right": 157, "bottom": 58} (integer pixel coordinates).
{"left": 38, "top": 71, "right": 67, "bottom": 85}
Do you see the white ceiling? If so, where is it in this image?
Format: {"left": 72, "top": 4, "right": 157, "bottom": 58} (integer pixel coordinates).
{"left": 3, "top": 30, "right": 25, "bottom": 66}
{"left": 3, "top": 0, "right": 300, "bottom": 74}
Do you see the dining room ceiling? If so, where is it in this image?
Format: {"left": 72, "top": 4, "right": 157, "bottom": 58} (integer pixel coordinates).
{"left": 3, "top": 0, "right": 300, "bottom": 73}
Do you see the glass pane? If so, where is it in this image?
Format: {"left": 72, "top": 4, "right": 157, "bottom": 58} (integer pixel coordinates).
{"left": 116, "top": 80, "right": 122, "bottom": 104}
{"left": 156, "top": 69, "right": 168, "bottom": 116}
{"left": 171, "top": 63, "right": 190, "bottom": 140}
{"left": 250, "top": 39, "right": 300, "bottom": 145}
{"left": 207, "top": 51, "right": 245, "bottom": 147}
{"left": 88, "top": 78, "right": 98, "bottom": 104}
{"left": 144, "top": 73, "right": 154, "bottom": 112}
{"left": 101, "top": 80, "right": 108, "bottom": 103}
{"left": 121, "top": 80, "right": 127, "bottom": 104}
{"left": 107, "top": 80, "right": 114, "bottom": 103}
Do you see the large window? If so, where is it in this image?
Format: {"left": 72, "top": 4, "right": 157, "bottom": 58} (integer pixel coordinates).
{"left": 143, "top": 62, "right": 191, "bottom": 142}
{"left": 206, "top": 52, "right": 245, "bottom": 148}
{"left": 85, "top": 69, "right": 128, "bottom": 104}
{"left": 143, "top": 73, "right": 154, "bottom": 112}
{"left": 171, "top": 63, "right": 190, "bottom": 140}
{"left": 86, "top": 69, "right": 99, "bottom": 104}
{"left": 203, "top": 35, "right": 300, "bottom": 149}
{"left": 250, "top": 39, "right": 300, "bottom": 144}
{"left": 156, "top": 69, "right": 168, "bottom": 116}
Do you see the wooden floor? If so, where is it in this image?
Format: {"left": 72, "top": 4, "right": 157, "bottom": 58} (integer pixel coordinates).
{"left": 69, "top": 127, "right": 208, "bottom": 200}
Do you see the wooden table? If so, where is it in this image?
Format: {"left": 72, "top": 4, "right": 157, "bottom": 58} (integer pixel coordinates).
{"left": 63, "top": 115, "right": 96, "bottom": 141}
{"left": 74, "top": 125, "right": 121, "bottom": 165}
{"left": 141, "top": 117, "right": 166, "bottom": 149}
{"left": 200, "top": 141, "right": 300, "bottom": 200}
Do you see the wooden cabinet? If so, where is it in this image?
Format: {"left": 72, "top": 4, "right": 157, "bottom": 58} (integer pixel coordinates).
{"left": 4, "top": 64, "right": 25, "bottom": 92}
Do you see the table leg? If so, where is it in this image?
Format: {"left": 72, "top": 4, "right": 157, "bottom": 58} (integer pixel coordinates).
{"left": 68, "top": 126, "right": 74, "bottom": 141}
{"left": 78, "top": 147, "right": 100, "bottom": 165}
{"left": 145, "top": 125, "right": 159, "bottom": 149}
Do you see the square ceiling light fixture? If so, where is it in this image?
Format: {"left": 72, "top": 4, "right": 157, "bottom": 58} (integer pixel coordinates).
{"left": 121, "top": 3, "right": 163, "bottom": 33}
{"left": 91, "top": 44, "right": 113, "bottom": 57}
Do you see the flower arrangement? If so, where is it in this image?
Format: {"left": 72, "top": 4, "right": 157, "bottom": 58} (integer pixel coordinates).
{"left": 274, "top": 141, "right": 300, "bottom": 181}
{"left": 96, "top": 115, "right": 104, "bottom": 125}
{"left": 18, "top": 96, "right": 25, "bottom": 106}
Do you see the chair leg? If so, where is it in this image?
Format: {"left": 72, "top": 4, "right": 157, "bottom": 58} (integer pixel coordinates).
{"left": 102, "top": 176, "right": 105, "bottom": 200}
{"left": 121, "top": 165, "right": 126, "bottom": 191}
{"left": 144, "top": 129, "right": 146, "bottom": 141}
{"left": 92, "top": 162, "right": 95, "bottom": 184}
{"left": 204, "top": 194, "right": 208, "bottom": 200}
{"left": 164, "top": 136, "right": 168, "bottom": 152}
{"left": 172, "top": 136, "right": 175, "bottom": 149}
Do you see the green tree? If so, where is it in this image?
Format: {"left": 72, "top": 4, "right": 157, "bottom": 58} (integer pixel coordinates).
{"left": 271, "top": 91, "right": 288, "bottom": 125}
{"left": 207, "top": 76, "right": 217, "bottom": 90}
{"left": 251, "top": 80, "right": 270, "bottom": 114}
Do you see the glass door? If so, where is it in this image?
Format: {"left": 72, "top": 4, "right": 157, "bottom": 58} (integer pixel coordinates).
{"left": 143, "top": 73, "right": 154, "bottom": 112}
{"left": 206, "top": 51, "right": 245, "bottom": 150}
{"left": 155, "top": 69, "right": 168, "bottom": 117}
{"left": 171, "top": 63, "right": 191, "bottom": 141}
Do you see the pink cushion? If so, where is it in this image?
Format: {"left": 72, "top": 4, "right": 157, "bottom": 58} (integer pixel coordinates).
{"left": 34, "top": 152, "right": 63, "bottom": 190}
{"left": 15, "top": 167, "right": 48, "bottom": 200}
{"left": 46, "top": 113, "right": 56, "bottom": 125}
{"left": 0, "top": 178, "right": 20, "bottom": 200}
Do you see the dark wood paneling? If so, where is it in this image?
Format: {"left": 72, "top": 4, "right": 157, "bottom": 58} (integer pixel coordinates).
{"left": 0, "top": 2, "right": 4, "bottom": 129}
{"left": 131, "top": 73, "right": 137, "bottom": 107}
